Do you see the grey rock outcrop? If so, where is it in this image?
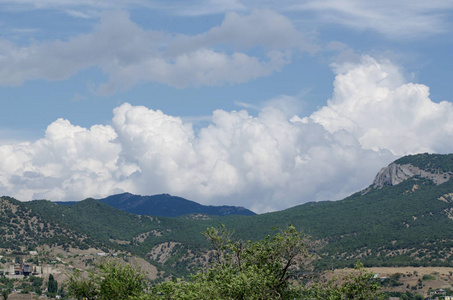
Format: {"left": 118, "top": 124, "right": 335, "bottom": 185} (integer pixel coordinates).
{"left": 372, "top": 163, "right": 451, "bottom": 189}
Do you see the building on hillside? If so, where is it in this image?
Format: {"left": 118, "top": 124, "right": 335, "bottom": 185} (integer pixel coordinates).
{"left": 23, "top": 264, "right": 31, "bottom": 276}
{"left": 13, "top": 262, "right": 32, "bottom": 276}
{"left": 14, "top": 263, "right": 22, "bottom": 275}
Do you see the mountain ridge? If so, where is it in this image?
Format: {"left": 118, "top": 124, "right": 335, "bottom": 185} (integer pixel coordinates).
{"left": 97, "top": 192, "right": 255, "bottom": 217}
{"left": 55, "top": 192, "right": 255, "bottom": 217}
{"left": 2, "top": 152, "right": 453, "bottom": 277}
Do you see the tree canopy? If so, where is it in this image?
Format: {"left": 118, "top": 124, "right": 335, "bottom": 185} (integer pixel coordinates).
{"left": 67, "top": 225, "right": 384, "bottom": 299}
{"left": 67, "top": 260, "right": 148, "bottom": 300}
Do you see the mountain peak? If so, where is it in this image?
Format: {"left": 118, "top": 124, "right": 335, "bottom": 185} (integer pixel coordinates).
{"left": 372, "top": 153, "right": 453, "bottom": 189}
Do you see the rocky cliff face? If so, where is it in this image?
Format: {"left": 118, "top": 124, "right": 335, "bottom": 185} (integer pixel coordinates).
{"left": 372, "top": 162, "right": 452, "bottom": 188}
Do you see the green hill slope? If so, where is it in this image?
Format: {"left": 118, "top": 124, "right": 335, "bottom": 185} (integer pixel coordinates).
{"left": 216, "top": 153, "right": 453, "bottom": 269}
{"left": 3, "top": 153, "right": 453, "bottom": 277}
{"left": 0, "top": 196, "right": 93, "bottom": 251}
{"left": 252, "top": 177, "right": 453, "bottom": 268}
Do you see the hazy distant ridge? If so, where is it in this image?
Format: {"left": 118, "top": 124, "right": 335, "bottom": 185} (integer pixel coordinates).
{"left": 97, "top": 192, "right": 255, "bottom": 217}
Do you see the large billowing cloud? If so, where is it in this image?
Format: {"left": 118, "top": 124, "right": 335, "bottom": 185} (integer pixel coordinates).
{"left": 0, "top": 119, "right": 134, "bottom": 201}
{"left": 1, "top": 56, "right": 453, "bottom": 212}
{"left": 308, "top": 56, "right": 453, "bottom": 155}
{"left": 0, "top": 9, "right": 313, "bottom": 95}
{"left": 111, "top": 103, "right": 394, "bottom": 213}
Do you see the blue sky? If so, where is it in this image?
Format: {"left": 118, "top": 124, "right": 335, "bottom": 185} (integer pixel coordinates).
{"left": 0, "top": 0, "right": 453, "bottom": 212}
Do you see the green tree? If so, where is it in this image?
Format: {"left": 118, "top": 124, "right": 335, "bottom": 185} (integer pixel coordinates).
{"left": 299, "top": 262, "right": 384, "bottom": 300}
{"left": 150, "top": 225, "right": 384, "bottom": 300}
{"left": 67, "top": 260, "right": 147, "bottom": 300}
{"left": 1, "top": 288, "right": 10, "bottom": 300}
{"left": 47, "top": 274, "right": 58, "bottom": 297}
{"left": 150, "top": 224, "right": 310, "bottom": 299}
{"left": 67, "top": 270, "right": 98, "bottom": 300}
{"left": 58, "top": 283, "right": 66, "bottom": 298}
{"left": 66, "top": 225, "right": 384, "bottom": 300}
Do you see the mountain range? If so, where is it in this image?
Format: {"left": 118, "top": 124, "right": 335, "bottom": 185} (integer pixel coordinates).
{"left": 2, "top": 152, "right": 453, "bottom": 277}
{"left": 56, "top": 193, "right": 255, "bottom": 217}
{"left": 99, "top": 192, "right": 255, "bottom": 217}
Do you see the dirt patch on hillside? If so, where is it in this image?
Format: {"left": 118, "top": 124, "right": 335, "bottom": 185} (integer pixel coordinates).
{"left": 329, "top": 266, "right": 453, "bottom": 297}
{"left": 368, "top": 266, "right": 453, "bottom": 276}
{"left": 148, "top": 242, "right": 181, "bottom": 264}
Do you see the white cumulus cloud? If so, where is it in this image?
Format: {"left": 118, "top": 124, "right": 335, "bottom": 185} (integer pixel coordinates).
{"left": 0, "top": 119, "right": 133, "bottom": 201}
{"left": 308, "top": 56, "right": 453, "bottom": 156}
{"left": 1, "top": 56, "right": 453, "bottom": 212}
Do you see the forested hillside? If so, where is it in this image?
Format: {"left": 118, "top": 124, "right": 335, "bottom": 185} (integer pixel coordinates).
{"left": 0, "top": 196, "right": 92, "bottom": 251}
{"left": 2, "top": 153, "right": 453, "bottom": 278}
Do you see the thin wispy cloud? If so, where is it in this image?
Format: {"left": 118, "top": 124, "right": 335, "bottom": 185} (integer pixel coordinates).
{"left": 292, "top": 0, "right": 453, "bottom": 38}
{"left": 0, "top": 10, "right": 314, "bottom": 95}
{"left": 1, "top": 0, "right": 451, "bottom": 38}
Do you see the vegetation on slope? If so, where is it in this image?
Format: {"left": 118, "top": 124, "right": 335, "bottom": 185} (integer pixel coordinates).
{"left": 3, "top": 153, "right": 453, "bottom": 277}
{"left": 214, "top": 177, "right": 453, "bottom": 269}
{"left": 0, "top": 196, "right": 91, "bottom": 251}
{"left": 395, "top": 153, "right": 453, "bottom": 172}
{"left": 67, "top": 225, "right": 384, "bottom": 300}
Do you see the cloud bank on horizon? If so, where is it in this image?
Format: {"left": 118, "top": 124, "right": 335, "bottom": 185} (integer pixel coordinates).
{"left": 0, "top": 1, "right": 452, "bottom": 213}
{"left": 1, "top": 56, "right": 452, "bottom": 213}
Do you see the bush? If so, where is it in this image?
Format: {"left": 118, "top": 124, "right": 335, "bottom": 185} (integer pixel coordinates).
{"left": 422, "top": 274, "right": 436, "bottom": 281}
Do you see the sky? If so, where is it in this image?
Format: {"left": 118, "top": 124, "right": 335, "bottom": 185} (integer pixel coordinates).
{"left": 0, "top": 0, "right": 453, "bottom": 213}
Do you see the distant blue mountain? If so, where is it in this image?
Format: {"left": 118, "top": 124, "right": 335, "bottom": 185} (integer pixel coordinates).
{"left": 92, "top": 193, "right": 255, "bottom": 217}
